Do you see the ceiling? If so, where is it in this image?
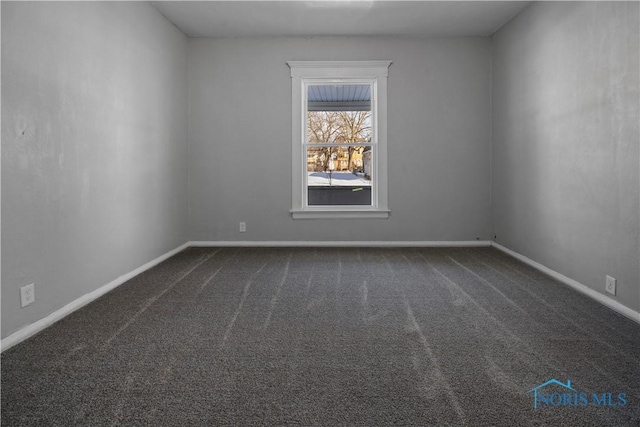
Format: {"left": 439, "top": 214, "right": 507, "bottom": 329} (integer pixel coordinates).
{"left": 151, "top": 1, "right": 532, "bottom": 38}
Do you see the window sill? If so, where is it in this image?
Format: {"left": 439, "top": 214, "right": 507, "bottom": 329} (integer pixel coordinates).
{"left": 290, "top": 209, "right": 390, "bottom": 220}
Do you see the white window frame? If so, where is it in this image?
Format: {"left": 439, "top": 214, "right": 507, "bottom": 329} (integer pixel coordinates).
{"left": 288, "top": 60, "right": 392, "bottom": 219}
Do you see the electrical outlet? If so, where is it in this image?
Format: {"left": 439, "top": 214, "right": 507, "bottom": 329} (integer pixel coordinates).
{"left": 239, "top": 222, "right": 246, "bottom": 233}
{"left": 605, "top": 275, "right": 616, "bottom": 296}
{"left": 20, "top": 283, "right": 35, "bottom": 307}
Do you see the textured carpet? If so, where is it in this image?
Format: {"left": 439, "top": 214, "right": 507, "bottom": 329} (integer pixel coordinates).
{"left": 2, "top": 247, "right": 639, "bottom": 426}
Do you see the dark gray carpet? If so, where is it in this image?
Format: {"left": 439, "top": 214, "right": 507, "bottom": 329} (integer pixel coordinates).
{"left": 2, "top": 247, "right": 639, "bottom": 426}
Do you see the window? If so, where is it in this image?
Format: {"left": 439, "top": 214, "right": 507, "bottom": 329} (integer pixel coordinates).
{"left": 306, "top": 84, "right": 372, "bottom": 206}
{"left": 288, "top": 61, "right": 392, "bottom": 219}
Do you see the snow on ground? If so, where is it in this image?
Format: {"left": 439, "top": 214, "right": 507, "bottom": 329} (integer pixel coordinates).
{"left": 307, "top": 171, "right": 371, "bottom": 186}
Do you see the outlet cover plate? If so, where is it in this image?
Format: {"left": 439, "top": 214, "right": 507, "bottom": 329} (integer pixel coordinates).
{"left": 605, "top": 275, "right": 616, "bottom": 296}
{"left": 20, "top": 283, "right": 35, "bottom": 307}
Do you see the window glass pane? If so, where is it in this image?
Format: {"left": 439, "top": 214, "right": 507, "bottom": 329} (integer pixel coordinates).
{"left": 307, "top": 83, "right": 372, "bottom": 145}
{"left": 307, "top": 146, "right": 372, "bottom": 206}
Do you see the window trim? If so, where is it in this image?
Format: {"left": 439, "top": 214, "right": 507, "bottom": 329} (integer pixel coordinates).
{"left": 287, "top": 60, "right": 392, "bottom": 219}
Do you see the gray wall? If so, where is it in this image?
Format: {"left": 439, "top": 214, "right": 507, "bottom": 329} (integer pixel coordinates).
{"left": 492, "top": 2, "right": 640, "bottom": 312}
{"left": 188, "top": 37, "right": 492, "bottom": 242}
{"left": 1, "top": 2, "right": 189, "bottom": 338}
{"left": 5, "top": 1, "right": 636, "bottom": 340}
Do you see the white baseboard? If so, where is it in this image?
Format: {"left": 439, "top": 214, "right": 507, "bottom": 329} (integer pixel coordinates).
{"left": 6, "top": 240, "right": 634, "bottom": 352}
{"left": 1, "top": 242, "right": 190, "bottom": 353}
{"left": 492, "top": 242, "right": 640, "bottom": 325}
{"left": 189, "top": 240, "right": 493, "bottom": 248}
